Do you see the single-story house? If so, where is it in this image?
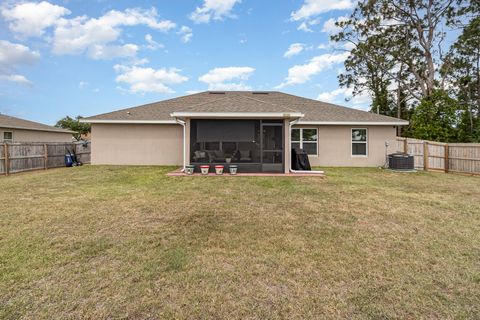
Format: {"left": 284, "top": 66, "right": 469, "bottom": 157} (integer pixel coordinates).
{"left": 0, "top": 114, "right": 74, "bottom": 143}
{"left": 82, "top": 91, "right": 408, "bottom": 173}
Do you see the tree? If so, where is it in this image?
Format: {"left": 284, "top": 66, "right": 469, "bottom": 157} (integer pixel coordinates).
{"left": 55, "top": 116, "right": 90, "bottom": 141}
{"left": 337, "top": 35, "right": 396, "bottom": 116}
{"left": 331, "top": 0, "right": 477, "bottom": 140}
{"left": 410, "top": 90, "right": 460, "bottom": 142}
{"left": 333, "top": 0, "right": 459, "bottom": 101}
{"left": 442, "top": 16, "right": 480, "bottom": 141}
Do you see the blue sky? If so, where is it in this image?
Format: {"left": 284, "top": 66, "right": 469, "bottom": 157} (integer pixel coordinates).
{"left": 0, "top": 0, "right": 366, "bottom": 125}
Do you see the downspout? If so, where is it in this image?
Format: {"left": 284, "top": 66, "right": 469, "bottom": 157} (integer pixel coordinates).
{"left": 173, "top": 117, "right": 186, "bottom": 172}
{"left": 288, "top": 118, "right": 324, "bottom": 174}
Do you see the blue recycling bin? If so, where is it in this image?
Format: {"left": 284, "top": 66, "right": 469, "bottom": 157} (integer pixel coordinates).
{"left": 65, "top": 154, "right": 73, "bottom": 167}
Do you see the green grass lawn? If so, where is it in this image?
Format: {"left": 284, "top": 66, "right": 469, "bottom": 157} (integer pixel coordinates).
{"left": 0, "top": 166, "right": 479, "bottom": 319}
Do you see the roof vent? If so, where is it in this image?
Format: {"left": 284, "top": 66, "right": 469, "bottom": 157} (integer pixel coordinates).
{"left": 209, "top": 91, "right": 225, "bottom": 94}
{"left": 252, "top": 91, "right": 270, "bottom": 94}
{"left": 126, "top": 111, "right": 131, "bottom": 115}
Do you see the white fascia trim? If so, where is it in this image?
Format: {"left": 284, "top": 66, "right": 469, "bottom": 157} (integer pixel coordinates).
{"left": 297, "top": 121, "right": 409, "bottom": 126}
{"left": 170, "top": 112, "right": 304, "bottom": 118}
{"left": 80, "top": 119, "right": 178, "bottom": 124}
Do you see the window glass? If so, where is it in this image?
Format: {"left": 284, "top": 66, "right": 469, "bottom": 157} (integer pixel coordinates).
{"left": 352, "top": 129, "right": 367, "bottom": 141}
{"left": 291, "top": 142, "right": 301, "bottom": 150}
{"left": 291, "top": 129, "right": 300, "bottom": 142}
{"left": 291, "top": 128, "right": 317, "bottom": 155}
{"left": 351, "top": 128, "right": 367, "bottom": 156}
{"left": 352, "top": 143, "right": 367, "bottom": 155}
{"left": 302, "top": 129, "right": 317, "bottom": 141}
{"left": 303, "top": 143, "right": 317, "bottom": 155}
{"left": 3, "top": 131, "right": 13, "bottom": 141}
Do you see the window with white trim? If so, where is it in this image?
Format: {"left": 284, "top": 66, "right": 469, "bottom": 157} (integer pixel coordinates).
{"left": 352, "top": 128, "right": 367, "bottom": 156}
{"left": 291, "top": 128, "right": 318, "bottom": 155}
{"left": 3, "top": 131, "right": 13, "bottom": 142}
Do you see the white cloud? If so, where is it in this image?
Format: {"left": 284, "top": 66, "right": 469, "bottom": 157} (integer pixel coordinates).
{"left": 206, "top": 82, "right": 252, "bottom": 90}
{"left": 79, "top": 81, "right": 88, "bottom": 89}
{"left": 291, "top": 0, "right": 354, "bottom": 21}
{"left": 317, "top": 86, "right": 371, "bottom": 108}
{"left": 178, "top": 26, "right": 193, "bottom": 43}
{"left": 199, "top": 67, "right": 254, "bottom": 83}
{"left": 1, "top": 2, "right": 176, "bottom": 60}
{"left": 276, "top": 52, "right": 349, "bottom": 88}
{"left": 322, "top": 16, "right": 348, "bottom": 34}
{"left": 0, "top": 40, "right": 40, "bottom": 67}
{"left": 52, "top": 8, "right": 175, "bottom": 58}
{"left": 298, "top": 22, "right": 313, "bottom": 32}
{"left": 1, "top": 1, "right": 70, "bottom": 38}
{"left": 0, "top": 40, "right": 39, "bottom": 86}
{"left": 0, "top": 74, "right": 32, "bottom": 86}
{"left": 186, "top": 90, "right": 201, "bottom": 95}
{"left": 297, "top": 18, "right": 321, "bottom": 32}
{"left": 284, "top": 43, "right": 305, "bottom": 58}
{"left": 88, "top": 44, "right": 139, "bottom": 60}
{"left": 199, "top": 66, "right": 254, "bottom": 90}
{"left": 145, "top": 34, "right": 164, "bottom": 50}
{"left": 114, "top": 64, "right": 188, "bottom": 94}
{"left": 190, "top": 0, "right": 241, "bottom": 24}
{"left": 317, "top": 88, "right": 347, "bottom": 102}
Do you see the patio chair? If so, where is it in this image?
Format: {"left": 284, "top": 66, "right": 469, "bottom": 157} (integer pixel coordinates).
{"left": 239, "top": 150, "right": 251, "bottom": 162}
{"left": 193, "top": 150, "right": 207, "bottom": 162}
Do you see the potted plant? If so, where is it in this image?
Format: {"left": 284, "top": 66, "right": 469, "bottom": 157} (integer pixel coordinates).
{"left": 200, "top": 165, "right": 210, "bottom": 175}
{"left": 229, "top": 165, "right": 238, "bottom": 175}
{"left": 185, "top": 165, "right": 195, "bottom": 175}
{"left": 215, "top": 165, "right": 224, "bottom": 175}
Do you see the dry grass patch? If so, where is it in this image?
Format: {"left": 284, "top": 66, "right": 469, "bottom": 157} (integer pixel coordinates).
{"left": 0, "top": 166, "right": 479, "bottom": 319}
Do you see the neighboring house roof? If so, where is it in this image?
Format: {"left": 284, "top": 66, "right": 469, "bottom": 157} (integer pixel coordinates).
{"left": 83, "top": 91, "right": 409, "bottom": 125}
{"left": 0, "top": 114, "right": 75, "bottom": 133}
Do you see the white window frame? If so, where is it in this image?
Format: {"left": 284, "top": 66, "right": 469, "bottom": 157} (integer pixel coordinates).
{"left": 3, "top": 131, "right": 13, "bottom": 143}
{"left": 291, "top": 128, "right": 318, "bottom": 156}
{"left": 351, "top": 128, "right": 368, "bottom": 157}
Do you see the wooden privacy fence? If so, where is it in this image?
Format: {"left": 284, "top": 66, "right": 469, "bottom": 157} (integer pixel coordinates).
{"left": 0, "top": 141, "right": 90, "bottom": 175}
{"left": 396, "top": 137, "right": 480, "bottom": 175}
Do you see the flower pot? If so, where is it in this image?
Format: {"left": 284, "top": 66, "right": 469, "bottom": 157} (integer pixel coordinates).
{"left": 200, "top": 165, "right": 210, "bottom": 175}
{"left": 185, "top": 165, "right": 195, "bottom": 175}
{"left": 229, "top": 165, "right": 238, "bottom": 175}
{"left": 215, "top": 165, "right": 224, "bottom": 175}
{"left": 225, "top": 157, "right": 232, "bottom": 163}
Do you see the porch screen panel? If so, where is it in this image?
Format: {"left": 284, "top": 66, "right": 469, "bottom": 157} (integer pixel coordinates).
{"left": 196, "top": 120, "right": 255, "bottom": 142}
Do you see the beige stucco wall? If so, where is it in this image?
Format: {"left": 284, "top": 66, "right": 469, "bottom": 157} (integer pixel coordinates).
{"left": 292, "top": 125, "right": 397, "bottom": 167}
{"left": 0, "top": 127, "right": 73, "bottom": 143}
{"left": 91, "top": 123, "right": 183, "bottom": 165}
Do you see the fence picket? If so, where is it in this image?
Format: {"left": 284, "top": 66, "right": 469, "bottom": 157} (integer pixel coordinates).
{"left": 396, "top": 137, "right": 480, "bottom": 175}
{"left": 0, "top": 141, "right": 90, "bottom": 175}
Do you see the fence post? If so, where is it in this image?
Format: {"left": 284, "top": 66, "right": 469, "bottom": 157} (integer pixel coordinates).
{"left": 44, "top": 144, "right": 48, "bottom": 170}
{"left": 4, "top": 143, "right": 9, "bottom": 176}
{"left": 444, "top": 144, "right": 449, "bottom": 173}
{"left": 423, "top": 141, "right": 429, "bottom": 171}
{"left": 403, "top": 138, "right": 408, "bottom": 153}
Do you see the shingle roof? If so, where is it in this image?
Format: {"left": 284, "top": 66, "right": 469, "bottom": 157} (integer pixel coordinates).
{"left": 84, "top": 91, "right": 408, "bottom": 124}
{"left": 0, "top": 114, "right": 75, "bottom": 133}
